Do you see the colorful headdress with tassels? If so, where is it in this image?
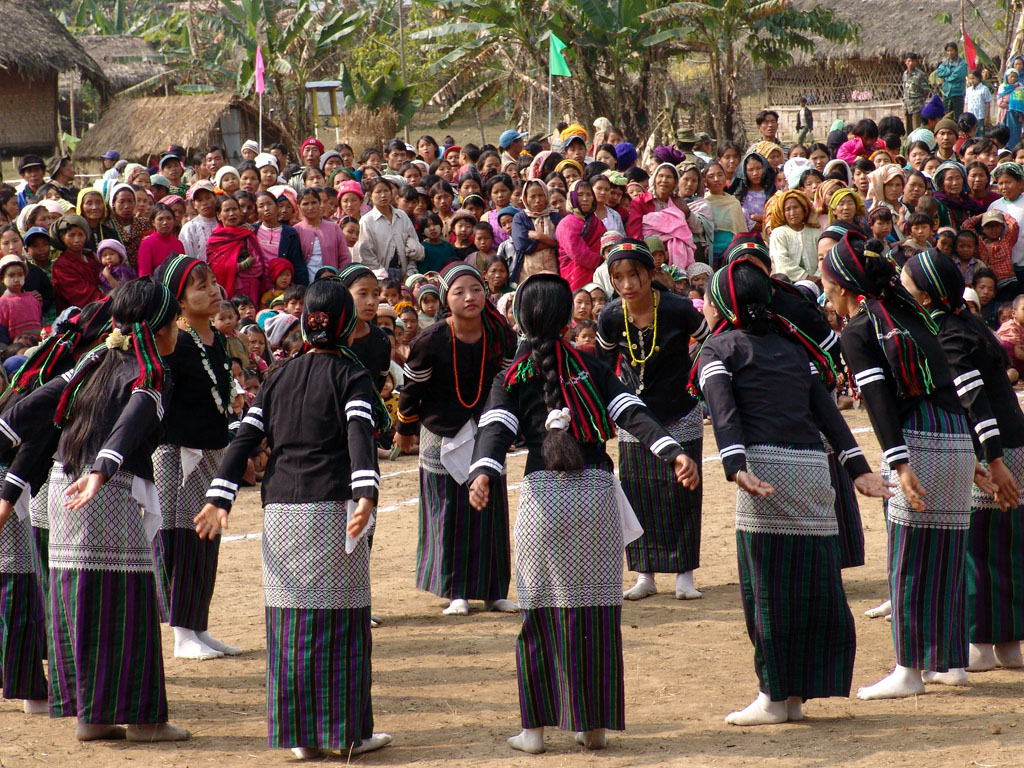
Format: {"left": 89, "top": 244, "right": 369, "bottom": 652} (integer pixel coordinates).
{"left": 504, "top": 274, "right": 614, "bottom": 444}
{"left": 823, "top": 231, "right": 937, "bottom": 398}
{"left": 54, "top": 282, "right": 176, "bottom": 425}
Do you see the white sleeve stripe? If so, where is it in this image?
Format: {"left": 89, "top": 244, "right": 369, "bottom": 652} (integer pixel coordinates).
{"left": 608, "top": 393, "right": 644, "bottom": 420}
{"left": 347, "top": 411, "right": 373, "bottom": 423}
{"left": 96, "top": 448, "right": 123, "bottom": 463}
{"left": 854, "top": 368, "right": 884, "bottom": 386}
{"left": 838, "top": 447, "right": 864, "bottom": 463}
{"left": 479, "top": 410, "right": 519, "bottom": 433}
{"left": 246, "top": 407, "right": 263, "bottom": 417}
{"left": 596, "top": 333, "right": 616, "bottom": 350}
{"left": 345, "top": 400, "right": 373, "bottom": 411}
{"left": 350, "top": 469, "right": 380, "bottom": 480}
{"left": 719, "top": 444, "right": 746, "bottom": 457}
{"left": 350, "top": 479, "right": 380, "bottom": 489}
{"left": 0, "top": 419, "right": 20, "bottom": 446}
{"left": 211, "top": 478, "right": 239, "bottom": 491}
{"left": 207, "top": 488, "right": 236, "bottom": 501}
{"left": 978, "top": 428, "right": 1001, "bottom": 443}
{"left": 402, "top": 366, "right": 432, "bottom": 382}
{"left": 821, "top": 331, "right": 839, "bottom": 350}
{"left": 974, "top": 418, "right": 998, "bottom": 433}
{"left": 956, "top": 380, "right": 985, "bottom": 396}
{"left": 470, "top": 457, "right": 504, "bottom": 474}
{"left": 241, "top": 416, "right": 264, "bottom": 430}
{"left": 882, "top": 445, "right": 908, "bottom": 457}
{"left": 953, "top": 370, "right": 981, "bottom": 386}
{"left": 650, "top": 436, "right": 680, "bottom": 455}
{"left": 855, "top": 374, "right": 885, "bottom": 387}
{"left": 5, "top": 473, "right": 26, "bottom": 489}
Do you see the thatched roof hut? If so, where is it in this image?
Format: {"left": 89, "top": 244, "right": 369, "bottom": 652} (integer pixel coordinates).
{"left": 74, "top": 92, "right": 293, "bottom": 167}
{"left": 64, "top": 35, "right": 174, "bottom": 96}
{"left": 767, "top": 0, "right": 1004, "bottom": 106}
{"left": 0, "top": 0, "right": 111, "bottom": 154}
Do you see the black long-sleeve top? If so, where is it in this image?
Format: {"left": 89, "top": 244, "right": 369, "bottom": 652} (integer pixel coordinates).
{"left": 469, "top": 350, "right": 684, "bottom": 482}
{"left": 162, "top": 328, "right": 232, "bottom": 449}
{"left": 771, "top": 288, "right": 842, "bottom": 370}
{"left": 596, "top": 290, "right": 709, "bottom": 422}
{"left": 839, "top": 307, "right": 962, "bottom": 469}
{"left": 0, "top": 353, "right": 171, "bottom": 503}
{"left": 696, "top": 329, "right": 872, "bottom": 480}
{"left": 350, "top": 324, "right": 391, "bottom": 392}
{"left": 935, "top": 312, "right": 1024, "bottom": 463}
{"left": 203, "top": 352, "right": 379, "bottom": 512}
{"left": 398, "top": 319, "right": 513, "bottom": 438}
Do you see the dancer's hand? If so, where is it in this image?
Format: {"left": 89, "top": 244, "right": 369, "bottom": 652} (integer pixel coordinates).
{"left": 987, "top": 458, "right": 1020, "bottom": 512}
{"left": 0, "top": 499, "right": 10, "bottom": 533}
{"left": 469, "top": 475, "right": 491, "bottom": 510}
{"left": 673, "top": 454, "right": 700, "bottom": 489}
{"left": 973, "top": 461, "right": 998, "bottom": 498}
{"left": 347, "top": 498, "right": 374, "bottom": 537}
{"left": 64, "top": 471, "right": 106, "bottom": 510}
{"left": 734, "top": 470, "right": 774, "bottom": 497}
{"left": 395, "top": 433, "right": 416, "bottom": 454}
{"left": 896, "top": 463, "right": 926, "bottom": 511}
{"left": 195, "top": 503, "right": 229, "bottom": 539}
{"left": 854, "top": 472, "right": 895, "bottom": 499}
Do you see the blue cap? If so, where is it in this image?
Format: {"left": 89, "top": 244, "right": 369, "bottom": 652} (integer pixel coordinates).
{"left": 614, "top": 142, "right": 637, "bottom": 171}
{"left": 499, "top": 129, "right": 528, "bottom": 149}
{"left": 101, "top": 149, "right": 120, "bottom": 161}
{"left": 23, "top": 226, "right": 49, "bottom": 244}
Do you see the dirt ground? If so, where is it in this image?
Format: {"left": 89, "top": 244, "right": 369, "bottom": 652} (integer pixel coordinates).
{"left": 2, "top": 407, "right": 1024, "bottom": 767}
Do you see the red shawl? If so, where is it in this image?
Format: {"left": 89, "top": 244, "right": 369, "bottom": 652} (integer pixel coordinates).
{"left": 207, "top": 225, "right": 260, "bottom": 294}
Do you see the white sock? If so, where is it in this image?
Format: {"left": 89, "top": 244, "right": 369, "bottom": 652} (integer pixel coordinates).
{"left": 995, "top": 641, "right": 1024, "bottom": 668}
{"left": 196, "top": 630, "right": 242, "bottom": 656}
{"left": 786, "top": 696, "right": 803, "bottom": 721}
{"left": 173, "top": 626, "right": 223, "bottom": 660}
{"left": 442, "top": 599, "right": 470, "bottom": 616}
{"left": 507, "top": 727, "right": 545, "bottom": 754}
{"left": 922, "top": 668, "right": 969, "bottom": 686}
{"left": 856, "top": 665, "right": 924, "bottom": 700}
{"left": 968, "top": 643, "right": 997, "bottom": 672}
{"left": 291, "top": 747, "right": 321, "bottom": 759}
{"left": 484, "top": 598, "right": 519, "bottom": 613}
{"left": 23, "top": 699, "right": 47, "bottom": 715}
{"left": 864, "top": 599, "right": 892, "bottom": 618}
{"left": 725, "top": 691, "right": 788, "bottom": 726}
{"left": 574, "top": 728, "right": 607, "bottom": 749}
{"left": 674, "top": 571, "right": 702, "bottom": 600}
{"left": 623, "top": 572, "right": 657, "bottom": 601}
{"left": 350, "top": 732, "right": 393, "bottom": 755}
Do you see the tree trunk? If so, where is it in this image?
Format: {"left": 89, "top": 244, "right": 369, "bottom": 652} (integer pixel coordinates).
{"left": 723, "top": 37, "right": 737, "bottom": 142}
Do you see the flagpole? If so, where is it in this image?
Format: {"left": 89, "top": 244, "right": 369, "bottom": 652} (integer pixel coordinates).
{"left": 547, "top": 66, "right": 553, "bottom": 139}
{"left": 259, "top": 92, "right": 263, "bottom": 149}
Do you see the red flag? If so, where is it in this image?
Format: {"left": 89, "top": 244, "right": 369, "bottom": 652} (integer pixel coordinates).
{"left": 255, "top": 45, "right": 265, "bottom": 95}
{"left": 963, "top": 31, "right": 977, "bottom": 71}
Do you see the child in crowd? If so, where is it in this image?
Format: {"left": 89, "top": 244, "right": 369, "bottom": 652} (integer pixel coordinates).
{"left": 572, "top": 288, "right": 593, "bottom": 327}
{"left": 495, "top": 206, "right": 518, "bottom": 264}
{"left": 418, "top": 211, "right": 458, "bottom": 273}
{"left": 484, "top": 255, "right": 514, "bottom": 304}
{"left": 935, "top": 227, "right": 957, "bottom": 256}
{"left": 953, "top": 230, "right": 984, "bottom": 284}
{"left": 96, "top": 239, "right": 138, "bottom": 295}
{"left": 0, "top": 255, "right": 41, "bottom": 345}
{"left": 899, "top": 212, "right": 934, "bottom": 262}
{"left": 261, "top": 257, "right": 294, "bottom": 309}
{"left": 573, "top": 318, "right": 597, "bottom": 351}
{"left": 137, "top": 203, "right": 185, "bottom": 277}
{"left": 966, "top": 210, "right": 1020, "bottom": 299}
{"left": 468, "top": 222, "right": 497, "bottom": 272}
{"left": 340, "top": 216, "right": 361, "bottom": 263}
{"left": 381, "top": 279, "right": 402, "bottom": 307}
{"left": 242, "top": 322, "right": 271, "bottom": 375}
{"left": 996, "top": 295, "right": 1024, "bottom": 378}
{"left": 415, "top": 283, "right": 440, "bottom": 328}
{"left": 232, "top": 293, "right": 257, "bottom": 321}
{"left": 975, "top": 268, "right": 1000, "bottom": 328}
{"left": 450, "top": 211, "right": 478, "bottom": 260}
{"left": 214, "top": 299, "right": 249, "bottom": 365}
{"left": 685, "top": 261, "right": 713, "bottom": 295}
{"left": 283, "top": 284, "right": 305, "bottom": 318}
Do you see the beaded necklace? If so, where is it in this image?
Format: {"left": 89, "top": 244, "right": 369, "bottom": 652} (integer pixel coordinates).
{"left": 447, "top": 317, "right": 486, "bottom": 409}
{"left": 182, "top": 319, "right": 233, "bottom": 418}
{"left": 623, "top": 289, "right": 659, "bottom": 393}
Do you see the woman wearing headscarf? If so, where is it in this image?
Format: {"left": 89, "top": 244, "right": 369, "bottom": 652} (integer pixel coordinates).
{"left": 812, "top": 178, "right": 846, "bottom": 229}
{"left": 76, "top": 187, "right": 112, "bottom": 253}
{"left": 206, "top": 196, "right": 264, "bottom": 300}
{"left": 827, "top": 188, "right": 867, "bottom": 232}
{"left": 396, "top": 263, "right": 517, "bottom": 617}
{"left": 704, "top": 163, "right": 747, "bottom": 266}
{"left": 196, "top": 279, "right": 393, "bottom": 758}
{"left": 692, "top": 258, "right": 888, "bottom": 725}
{"left": 50, "top": 215, "right": 102, "bottom": 312}
{"left": 469, "top": 273, "right": 698, "bottom": 754}
{"left": 767, "top": 190, "right": 820, "bottom": 281}
{"left": 933, "top": 161, "right": 984, "bottom": 231}
{"left": 866, "top": 165, "right": 906, "bottom": 217}
{"left": 902, "top": 249, "right": 1024, "bottom": 676}
{"left": 1000, "top": 67, "right": 1024, "bottom": 148}
{"left": 555, "top": 180, "right": 606, "bottom": 290}
{"left": 630, "top": 163, "right": 697, "bottom": 269}
{"left": 510, "top": 179, "right": 561, "bottom": 282}
{"left": 0, "top": 280, "right": 188, "bottom": 741}
{"left": 728, "top": 152, "right": 776, "bottom": 232}
{"left": 105, "top": 183, "right": 152, "bottom": 271}
{"left": 822, "top": 232, "right": 976, "bottom": 701}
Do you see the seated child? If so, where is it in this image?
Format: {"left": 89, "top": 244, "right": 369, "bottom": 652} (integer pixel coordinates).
{"left": 232, "top": 293, "right": 257, "bottom": 321}
{"left": 96, "top": 238, "right": 138, "bottom": 295}
{"left": 484, "top": 255, "right": 514, "bottom": 304}
{"left": 685, "top": 261, "right": 713, "bottom": 295}
{"left": 0, "top": 255, "right": 42, "bottom": 345}
{"left": 283, "top": 283, "right": 305, "bottom": 318}
{"left": 415, "top": 283, "right": 440, "bottom": 328}
{"left": 573, "top": 319, "right": 597, "bottom": 353}
{"left": 261, "top": 257, "right": 293, "bottom": 309}
{"left": 467, "top": 222, "right": 497, "bottom": 272}
{"left": 214, "top": 300, "right": 249, "bottom": 365}
{"left": 898, "top": 211, "right": 934, "bottom": 264}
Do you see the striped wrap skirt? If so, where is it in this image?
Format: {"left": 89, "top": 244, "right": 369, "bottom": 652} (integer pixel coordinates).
{"left": 153, "top": 444, "right": 224, "bottom": 630}
{"left": 620, "top": 407, "right": 703, "bottom": 574}
{"left": 263, "top": 500, "right": 374, "bottom": 750}
{"left": 415, "top": 427, "right": 510, "bottom": 602}
{"left": 880, "top": 403, "right": 975, "bottom": 671}
{"left": 735, "top": 443, "right": 855, "bottom": 701}
{"left": 968, "top": 445, "right": 1024, "bottom": 643}
{"left": 514, "top": 467, "right": 625, "bottom": 731}
{"left": 47, "top": 464, "right": 167, "bottom": 724}
{"left": 0, "top": 463, "right": 47, "bottom": 701}
{"left": 30, "top": 475, "right": 50, "bottom": 604}
{"left": 823, "top": 434, "right": 865, "bottom": 568}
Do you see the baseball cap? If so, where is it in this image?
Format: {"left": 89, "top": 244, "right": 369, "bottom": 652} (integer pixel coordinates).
{"left": 982, "top": 210, "right": 1006, "bottom": 227}
{"left": 22, "top": 226, "right": 49, "bottom": 245}
{"left": 101, "top": 149, "right": 120, "bottom": 161}
{"left": 17, "top": 155, "right": 44, "bottom": 173}
{"left": 499, "top": 129, "right": 528, "bottom": 149}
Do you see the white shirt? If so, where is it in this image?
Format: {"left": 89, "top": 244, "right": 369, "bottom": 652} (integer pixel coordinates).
{"left": 355, "top": 206, "right": 424, "bottom": 275}
{"left": 965, "top": 83, "right": 993, "bottom": 123}
{"left": 599, "top": 206, "right": 623, "bottom": 234}
{"left": 307, "top": 235, "right": 323, "bottom": 282}
{"left": 179, "top": 215, "right": 217, "bottom": 262}
{"left": 769, "top": 225, "right": 821, "bottom": 281}
{"left": 990, "top": 195, "right": 1024, "bottom": 267}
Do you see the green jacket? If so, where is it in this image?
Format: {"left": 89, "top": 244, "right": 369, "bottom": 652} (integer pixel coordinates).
{"left": 902, "top": 67, "right": 931, "bottom": 113}
{"left": 935, "top": 57, "right": 968, "bottom": 98}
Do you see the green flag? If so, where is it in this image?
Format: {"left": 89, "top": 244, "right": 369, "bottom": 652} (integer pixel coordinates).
{"left": 550, "top": 33, "right": 571, "bottom": 77}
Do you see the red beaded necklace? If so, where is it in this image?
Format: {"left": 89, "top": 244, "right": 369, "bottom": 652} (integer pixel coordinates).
{"left": 448, "top": 317, "right": 486, "bottom": 409}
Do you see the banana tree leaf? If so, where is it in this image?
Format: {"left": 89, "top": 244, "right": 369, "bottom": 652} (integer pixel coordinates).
{"left": 437, "top": 80, "right": 501, "bottom": 128}
{"left": 411, "top": 21, "right": 495, "bottom": 40}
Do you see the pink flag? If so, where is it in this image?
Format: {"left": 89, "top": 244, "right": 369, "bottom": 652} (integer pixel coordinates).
{"left": 255, "top": 45, "right": 265, "bottom": 94}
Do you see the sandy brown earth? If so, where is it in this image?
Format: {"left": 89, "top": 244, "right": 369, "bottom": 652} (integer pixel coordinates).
{"left": 2, "top": 407, "right": 1024, "bottom": 767}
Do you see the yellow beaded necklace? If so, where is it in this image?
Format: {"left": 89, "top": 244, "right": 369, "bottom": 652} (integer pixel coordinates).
{"left": 623, "top": 289, "right": 659, "bottom": 367}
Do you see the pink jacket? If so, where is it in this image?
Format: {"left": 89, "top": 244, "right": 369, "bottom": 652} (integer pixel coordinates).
{"left": 642, "top": 206, "right": 696, "bottom": 269}
{"left": 293, "top": 219, "right": 351, "bottom": 274}
{"left": 836, "top": 137, "right": 873, "bottom": 165}
{"left": 555, "top": 213, "right": 606, "bottom": 291}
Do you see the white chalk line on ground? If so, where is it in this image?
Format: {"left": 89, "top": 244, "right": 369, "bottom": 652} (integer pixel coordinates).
{"left": 222, "top": 426, "right": 878, "bottom": 545}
